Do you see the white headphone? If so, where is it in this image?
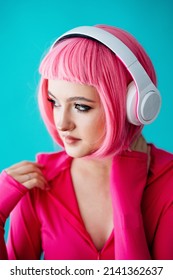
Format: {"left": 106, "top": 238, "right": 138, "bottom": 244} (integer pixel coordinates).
{"left": 51, "top": 26, "right": 161, "bottom": 126}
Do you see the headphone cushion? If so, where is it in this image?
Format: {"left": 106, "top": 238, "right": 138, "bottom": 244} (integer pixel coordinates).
{"left": 126, "top": 81, "right": 141, "bottom": 125}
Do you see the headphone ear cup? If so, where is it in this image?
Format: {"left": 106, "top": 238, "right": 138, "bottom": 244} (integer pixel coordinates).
{"left": 126, "top": 81, "right": 141, "bottom": 126}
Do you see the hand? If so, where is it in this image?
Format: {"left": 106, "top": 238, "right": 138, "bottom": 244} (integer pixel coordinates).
{"left": 5, "top": 161, "right": 49, "bottom": 190}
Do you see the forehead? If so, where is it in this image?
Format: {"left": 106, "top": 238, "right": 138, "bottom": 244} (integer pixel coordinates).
{"left": 48, "top": 79, "right": 99, "bottom": 100}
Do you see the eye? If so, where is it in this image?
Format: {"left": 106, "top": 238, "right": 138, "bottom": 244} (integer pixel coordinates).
{"left": 47, "top": 98, "right": 60, "bottom": 108}
{"left": 74, "top": 103, "right": 92, "bottom": 112}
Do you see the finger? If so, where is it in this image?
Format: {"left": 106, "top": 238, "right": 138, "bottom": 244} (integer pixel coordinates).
{"left": 13, "top": 165, "right": 43, "bottom": 176}
{"left": 6, "top": 161, "right": 44, "bottom": 171}
{"left": 14, "top": 171, "right": 48, "bottom": 185}
{"left": 6, "top": 164, "right": 44, "bottom": 179}
{"left": 22, "top": 172, "right": 49, "bottom": 190}
{"left": 23, "top": 177, "right": 49, "bottom": 190}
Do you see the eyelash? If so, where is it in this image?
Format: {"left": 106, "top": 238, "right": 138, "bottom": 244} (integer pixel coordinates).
{"left": 47, "top": 98, "right": 92, "bottom": 113}
{"left": 74, "top": 103, "right": 91, "bottom": 113}
{"left": 47, "top": 98, "right": 60, "bottom": 107}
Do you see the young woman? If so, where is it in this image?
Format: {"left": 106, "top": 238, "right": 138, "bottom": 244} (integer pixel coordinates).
{"left": 0, "top": 24, "right": 173, "bottom": 260}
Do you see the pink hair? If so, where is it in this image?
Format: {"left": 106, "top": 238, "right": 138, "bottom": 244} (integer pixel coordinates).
{"left": 38, "top": 24, "right": 157, "bottom": 158}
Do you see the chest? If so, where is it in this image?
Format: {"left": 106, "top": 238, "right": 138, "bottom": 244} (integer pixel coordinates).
{"left": 71, "top": 171, "right": 114, "bottom": 251}
{"left": 38, "top": 176, "right": 114, "bottom": 259}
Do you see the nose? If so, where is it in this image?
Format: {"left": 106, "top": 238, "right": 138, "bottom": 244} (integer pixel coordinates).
{"left": 55, "top": 110, "right": 75, "bottom": 132}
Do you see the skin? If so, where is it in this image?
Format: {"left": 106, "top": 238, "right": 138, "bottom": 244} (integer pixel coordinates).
{"left": 5, "top": 161, "right": 49, "bottom": 190}
{"left": 5, "top": 80, "right": 150, "bottom": 191}
{"left": 48, "top": 80, "right": 106, "bottom": 158}
{"left": 5, "top": 80, "right": 150, "bottom": 250}
{"left": 5, "top": 80, "right": 106, "bottom": 191}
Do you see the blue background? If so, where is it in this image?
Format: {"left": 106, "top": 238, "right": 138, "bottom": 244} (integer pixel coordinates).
{"left": 0, "top": 0, "right": 173, "bottom": 239}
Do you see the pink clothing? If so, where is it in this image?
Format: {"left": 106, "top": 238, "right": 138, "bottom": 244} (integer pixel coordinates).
{"left": 0, "top": 144, "right": 173, "bottom": 260}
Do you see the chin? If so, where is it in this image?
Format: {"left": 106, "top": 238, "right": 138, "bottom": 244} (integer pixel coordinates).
{"left": 64, "top": 147, "right": 91, "bottom": 159}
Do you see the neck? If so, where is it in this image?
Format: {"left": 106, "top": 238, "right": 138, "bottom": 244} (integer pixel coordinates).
{"left": 73, "top": 156, "right": 112, "bottom": 178}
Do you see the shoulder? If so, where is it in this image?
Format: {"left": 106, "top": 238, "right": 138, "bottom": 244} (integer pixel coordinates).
{"left": 36, "top": 150, "right": 72, "bottom": 181}
{"left": 149, "top": 144, "right": 173, "bottom": 183}
{"left": 145, "top": 144, "right": 173, "bottom": 203}
{"left": 142, "top": 145, "right": 173, "bottom": 244}
{"left": 16, "top": 151, "right": 72, "bottom": 207}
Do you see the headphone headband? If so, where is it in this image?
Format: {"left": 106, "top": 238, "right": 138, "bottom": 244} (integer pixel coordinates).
{"left": 51, "top": 26, "right": 161, "bottom": 125}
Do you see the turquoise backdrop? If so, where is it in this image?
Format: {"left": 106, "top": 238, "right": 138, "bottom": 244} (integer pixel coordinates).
{"left": 0, "top": 0, "right": 173, "bottom": 239}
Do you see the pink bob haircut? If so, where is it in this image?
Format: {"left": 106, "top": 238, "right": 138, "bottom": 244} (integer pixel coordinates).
{"left": 38, "top": 24, "right": 157, "bottom": 158}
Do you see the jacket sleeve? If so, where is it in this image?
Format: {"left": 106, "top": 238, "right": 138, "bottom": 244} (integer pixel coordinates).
{"left": 111, "top": 150, "right": 151, "bottom": 260}
{"left": 0, "top": 171, "right": 42, "bottom": 259}
{"left": 152, "top": 203, "right": 173, "bottom": 259}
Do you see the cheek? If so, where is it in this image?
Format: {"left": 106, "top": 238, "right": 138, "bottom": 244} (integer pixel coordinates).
{"left": 94, "top": 110, "right": 105, "bottom": 130}
{"left": 85, "top": 114, "right": 105, "bottom": 139}
{"left": 95, "top": 120, "right": 105, "bottom": 139}
{"left": 53, "top": 111, "right": 56, "bottom": 124}
{"left": 53, "top": 109, "right": 60, "bottom": 126}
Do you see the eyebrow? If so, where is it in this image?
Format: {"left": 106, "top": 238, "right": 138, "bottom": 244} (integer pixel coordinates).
{"left": 48, "top": 91, "right": 95, "bottom": 103}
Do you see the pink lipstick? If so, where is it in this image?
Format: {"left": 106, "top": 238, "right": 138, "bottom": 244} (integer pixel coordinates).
{"left": 64, "top": 136, "right": 81, "bottom": 145}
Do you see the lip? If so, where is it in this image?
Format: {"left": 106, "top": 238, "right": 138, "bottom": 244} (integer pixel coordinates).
{"left": 63, "top": 135, "right": 81, "bottom": 145}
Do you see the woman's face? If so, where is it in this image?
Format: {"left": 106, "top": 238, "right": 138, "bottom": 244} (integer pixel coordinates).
{"left": 48, "top": 80, "right": 105, "bottom": 158}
